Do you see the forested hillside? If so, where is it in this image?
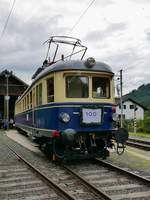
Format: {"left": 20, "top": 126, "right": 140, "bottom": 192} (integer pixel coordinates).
{"left": 124, "top": 83, "right": 150, "bottom": 108}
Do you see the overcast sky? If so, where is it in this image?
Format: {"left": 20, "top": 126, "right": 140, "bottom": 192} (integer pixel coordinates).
{"left": 0, "top": 0, "right": 150, "bottom": 94}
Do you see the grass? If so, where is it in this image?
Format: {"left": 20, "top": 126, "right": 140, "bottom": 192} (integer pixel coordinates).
{"left": 129, "top": 132, "right": 150, "bottom": 138}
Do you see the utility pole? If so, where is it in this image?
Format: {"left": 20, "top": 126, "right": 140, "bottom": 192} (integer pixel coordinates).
{"left": 134, "top": 104, "right": 137, "bottom": 134}
{"left": 120, "top": 69, "right": 123, "bottom": 128}
{"left": 3, "top": 70, "right": 11, "bottom": 129}
{"left": 6, "top": 74, "right": 9, "bottom": 124}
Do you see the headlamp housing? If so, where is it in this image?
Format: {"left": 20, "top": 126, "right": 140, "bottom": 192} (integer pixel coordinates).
{"left": 59, "top": 113, "right": 70, "bottom": 123}
{"left": 112, "top": 113, "right": 118, "bottom": 121}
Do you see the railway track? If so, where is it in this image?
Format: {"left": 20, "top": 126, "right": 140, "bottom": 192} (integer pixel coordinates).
{"left": 126, "top": 138, "right": 150, "bottom": 151}
{"left": 1, "top": 132, "right": 107, "bottom": 200}
{"left": 7, "top": 146, "right": 150, "bottom": 200}
{"left": 65, "top": 158, "right": 150, "bottom": 200}
{"left": 1, "top": 131, "right": 150, "bottom": 200}
{"left": 0, "top": 144, "right": 67, "bottom": 200}
{"left": 5, "top": 145, "right": 106, "bottom": 200}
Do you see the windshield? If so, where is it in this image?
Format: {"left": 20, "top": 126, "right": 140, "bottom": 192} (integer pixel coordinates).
{"left": 66, "top": 76, "right": 89, "bottom": 98}
{"left": 92, "top": 77, "right": 110, "bottom": 98}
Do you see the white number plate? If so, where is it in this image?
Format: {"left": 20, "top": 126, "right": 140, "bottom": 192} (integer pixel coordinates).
{"left": 82, "top": 108, "right": 102, "bottom": 124}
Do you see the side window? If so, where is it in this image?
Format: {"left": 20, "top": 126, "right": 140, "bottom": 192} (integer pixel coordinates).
{"left": 39, "top": 83, "right": 42, "bottom": 105}
{"left": 32, "top": 88, "right": 35, "bottom": 107}
{"left": 36, "top": 85, "right": 39, "bottom": 106}
{"left": 25, "top": 97, "right": 27, "bottom": 110}
{"left": 23, "top": 99, "right": 24, "bottom": 111}
{"left": 30, "top": 91, "right": 32, "bottom": 108}
{"left": 47, "top": 78, "right": 54, "bottom": 102}
{"left": 36, "top": 83, "right": 43, "bottom": 106}
{"left": 27, "top": 94, "right": 29, "bottom": 109}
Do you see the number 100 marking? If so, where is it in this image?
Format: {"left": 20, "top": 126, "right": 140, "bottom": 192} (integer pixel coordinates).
{"left": 86, "top": 111, "right": 97, "bottom": 117}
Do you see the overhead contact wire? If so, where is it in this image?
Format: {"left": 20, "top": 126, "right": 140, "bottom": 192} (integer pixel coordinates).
{"left": 0, "top": 0, "right": 17, "bottom": 44}
{"left": 68, "top": 0, "right": 96, "bottom": 35}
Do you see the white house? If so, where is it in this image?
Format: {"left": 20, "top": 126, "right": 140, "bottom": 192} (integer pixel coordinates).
{"left": 116, "top": 98, "right": 146, "bottom": 120}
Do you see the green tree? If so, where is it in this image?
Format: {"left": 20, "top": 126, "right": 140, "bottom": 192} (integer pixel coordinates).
{"left": 143, "top": 107, "right": 150, "bottom": 133}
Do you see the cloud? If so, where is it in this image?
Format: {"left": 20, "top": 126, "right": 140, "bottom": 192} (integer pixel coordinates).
{"left": 130, "top": 0, "right": 150, "bottom": 4}
{"left": 145, "top": 32, "right": 150, "bottom": 41}
{"left": 0, "top": 5, "right": 69, "bottom": 83}
{"left": 85, "top": 22, "right": 127, "bottom": 42}
{"left": 53, "top": 0, "right": 113, "bottom": 7}
{"left": 0, "top": 0, "right": 150, "bottom": 94}
{"left": 94, "top": 0, "right": 113, "bottom": 7}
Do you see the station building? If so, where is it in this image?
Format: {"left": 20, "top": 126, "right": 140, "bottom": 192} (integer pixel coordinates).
{"left": 0, "top": 70, "right": 28, "bottom": 120}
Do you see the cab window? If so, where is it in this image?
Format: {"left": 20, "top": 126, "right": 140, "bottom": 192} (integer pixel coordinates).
{"left": 66, "top": 76, "right": 89, "bottom": 98}
{"left": 92, "top": 77, "right": 110, "bottom": 98}
{"left": 47, "top": 77, "right": 54, "bottom": 102}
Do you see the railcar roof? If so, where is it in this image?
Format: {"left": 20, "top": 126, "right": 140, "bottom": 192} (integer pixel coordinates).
{"left": 34, "top": 59, "right": 113, "bottom": 82}
{"left": 15, "top": 60, "right": 113, "bottom": 104}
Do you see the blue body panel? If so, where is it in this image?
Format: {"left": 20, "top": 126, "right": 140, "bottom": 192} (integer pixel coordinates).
{"left": 15, "top": 102, "right": 114, "bottom": 133}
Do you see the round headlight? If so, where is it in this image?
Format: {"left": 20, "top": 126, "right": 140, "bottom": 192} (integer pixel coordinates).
{"left": 59, "top": 113, "right": 70, "bottom": 123}
{"left": 112, "top": 113, "right": 118, "bottom": 121}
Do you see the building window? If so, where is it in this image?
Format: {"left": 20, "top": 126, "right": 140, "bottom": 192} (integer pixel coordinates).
{"left": 92, "top": 77, "right": 110, "bottom": 98}
{"left": 119, "top": 105, "right": 126, "bottom": 109}
{"left": 66, "top": 76, "right": 89, "bottom": 98}
{"left": 47, "top": 78, "right": 54, "bottom": 102}
{"left": 130, "top": 105, "right": 134, "bottom": 109}
{"left": 118, "top": 114, "right": 125, "bottom": 119}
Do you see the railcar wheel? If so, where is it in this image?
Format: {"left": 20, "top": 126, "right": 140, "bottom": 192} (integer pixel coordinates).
{"left": 40, "top": 142, "right": 53, "bottom": 159}
{"left": 53, "top": 139, "right": 65, "bottom": 160}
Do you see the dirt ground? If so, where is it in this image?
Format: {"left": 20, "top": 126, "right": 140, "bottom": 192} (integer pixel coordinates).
{"left": 107, "top": 145, "right": 150, "bottom": 176}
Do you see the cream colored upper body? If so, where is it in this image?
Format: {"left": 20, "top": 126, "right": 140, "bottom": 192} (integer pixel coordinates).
{"left": 15, "top": 70, "right": 115, "bottom": 115}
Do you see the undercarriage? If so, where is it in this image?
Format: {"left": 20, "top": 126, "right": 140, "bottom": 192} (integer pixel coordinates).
{"left": 38, "top": 133, "right": 112, "bottom": 161}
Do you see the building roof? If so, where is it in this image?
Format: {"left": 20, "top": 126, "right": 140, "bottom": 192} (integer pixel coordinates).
{"left": 115, "top": 96, "right": 147, "bottom": 110}
{"left": 0, "top": 70, "right": 28, "bottom": 87}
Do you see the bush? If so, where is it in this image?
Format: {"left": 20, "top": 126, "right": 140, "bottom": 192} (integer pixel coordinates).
{"left": 120, "top": 107, "right": 150, "bottom": 134}
{"left": 123, "top": 119, "right": 144, "bottom": 133}
{"left": 143, "top": 107, "right": 150, "bottom": 133}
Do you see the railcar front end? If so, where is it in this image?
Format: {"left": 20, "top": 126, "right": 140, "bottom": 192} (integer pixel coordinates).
{"left": 35, "top": 102, "right": 118, "bottom": 160}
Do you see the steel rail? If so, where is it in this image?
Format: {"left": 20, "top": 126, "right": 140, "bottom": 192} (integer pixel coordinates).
{"left": 126, "top": 139, "right": 150, "bottom": 151}
{"left": 63, "top": 164, "right": 112, "bottom": 200}
{"left": 128, "top": 138, "right": 150, "bottom": 145}
{"left": 95, "top": 158, "right": 150, "bottom": 185}
{"left": 7, "top": 145, "right": 76, "bottom": 200}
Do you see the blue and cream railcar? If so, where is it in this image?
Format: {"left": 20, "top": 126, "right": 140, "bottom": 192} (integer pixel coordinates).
{"left": 15, "top": 58, "right": 127, "bottom": 160}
